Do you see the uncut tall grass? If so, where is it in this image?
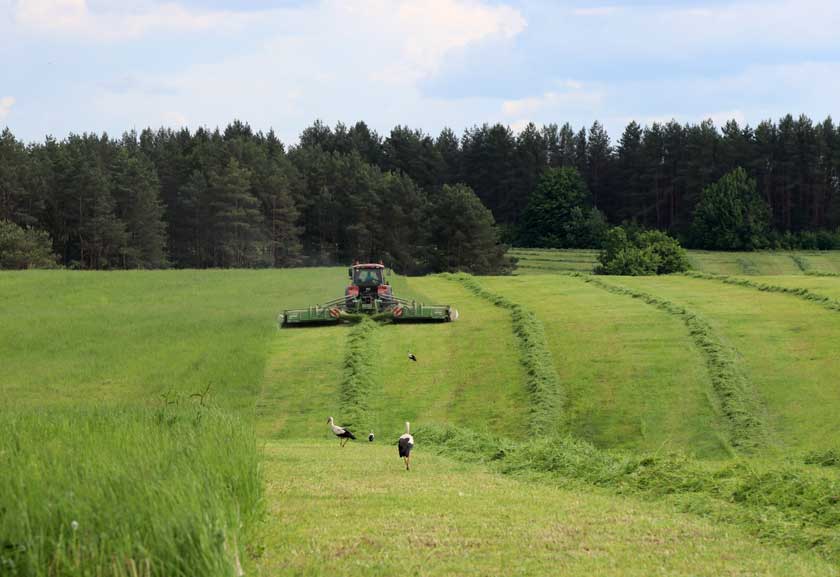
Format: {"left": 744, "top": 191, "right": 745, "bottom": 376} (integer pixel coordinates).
{"left": 0, "top": 405, "right": 261, "bottom": 577}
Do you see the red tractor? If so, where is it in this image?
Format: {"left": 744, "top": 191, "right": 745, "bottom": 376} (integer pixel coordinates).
{"left": 280, "top": 262, "right": 458, "bottom": 326}
{"left": 345, "top": 263, "right": 393, "bottom": 312}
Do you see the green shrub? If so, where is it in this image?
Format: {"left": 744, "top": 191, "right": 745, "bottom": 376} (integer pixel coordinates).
{"left": 0, "top": 220, "right": 57, "bottom": 269}
{"left": 0, "top": 405, "right": 262, "bottom": 577}
{"left": 595, "top": 226, "right": 689, "bottom": 275}
{"left": 767, "top": 229, "right": 840, "bottom": 250}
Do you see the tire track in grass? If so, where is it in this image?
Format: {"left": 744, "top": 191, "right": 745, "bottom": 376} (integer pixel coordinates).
{"left": 686, "top": 271, "right": 840, "bottom": 313}
{"left": 571, "top": 273, "right": 769, "bottom": 453}
{"left": 443, "top": 273, "right": 564, "bottom": 436}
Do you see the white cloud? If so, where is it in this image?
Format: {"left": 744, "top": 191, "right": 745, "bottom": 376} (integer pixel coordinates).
{"left": 595, "top": 60, "right": 840, "bottom": 138}
{"left": 0, "top": 96, "right": 15, "bottom": 120}
{"left": 502, "top": 84, "right": 604, "bottom": 118}
{"left": 160, "top": 110, "right": 188, "bottom": 127}
{"left": 397, "top": 0, "right": 524, "bottom": 73}
{"left": 12, "top": 0, "right": 260, "bottom": 41}
{"left": 359, "top": 0, "right": 525, "bottom": 84}
{"left": 565, "top": 0, "right": 840, "bottom": 57}
{"left": 705, "top": 109, "right": 747, "bottom": 127}
{"left": 89, "top": 0, "right": 527, "bottom": 139}
{"left": 14, "top": 0, "right": 837, "bottom": 144}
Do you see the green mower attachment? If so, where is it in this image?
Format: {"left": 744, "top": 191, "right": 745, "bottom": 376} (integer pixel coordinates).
{"left": 279, "top": 263, "right": 459, "bottom": 327}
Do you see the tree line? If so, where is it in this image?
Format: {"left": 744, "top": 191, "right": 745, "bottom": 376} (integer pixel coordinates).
{"left": 0, "top": 122, "right": 506, "bottom": 273}
{"left": 1, "top": 114, "right": 839, "bottom": 271}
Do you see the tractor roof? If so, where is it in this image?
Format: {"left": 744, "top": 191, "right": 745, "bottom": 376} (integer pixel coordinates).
{"left": 352, "top": 263, "right": 385, "bottom": 269}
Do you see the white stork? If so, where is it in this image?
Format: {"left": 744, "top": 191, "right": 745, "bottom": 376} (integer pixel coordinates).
{"left": 327, "top": 416, "right": 356, "bottom": 447}
{"left": 408, "top": 353, "right": 418, "bottom": 362}
{"left": 398, "top": 421, "right": 414, "bottom": 470}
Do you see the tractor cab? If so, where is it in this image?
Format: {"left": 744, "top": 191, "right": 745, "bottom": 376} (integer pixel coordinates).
{"left": 349, "top": 263, "right": 385, "bottom": 287}
{"left": 346, "top": 263, "right": 392, "bottom": 310}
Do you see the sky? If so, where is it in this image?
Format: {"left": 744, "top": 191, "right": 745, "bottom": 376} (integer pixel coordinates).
{"left": 1, "top": 0, "right": 839, "bottom": 145}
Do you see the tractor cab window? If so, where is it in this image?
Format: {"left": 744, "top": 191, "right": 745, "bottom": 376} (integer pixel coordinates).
{"left": 354, "top": 268, "right": 383, "bottom": 285}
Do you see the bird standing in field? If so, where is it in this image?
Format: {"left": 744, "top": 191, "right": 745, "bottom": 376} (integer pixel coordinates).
{"left": 368, "top": 431, "right": 375, "bottom": 442}
{"left": 327, "top": 416, "right": 356, "bottom": 447}
{"left": 398, "top": 421, "right": 414, "bottom": 470}
{"left": 408, "top": 352, "right": 417, "bottom": 362}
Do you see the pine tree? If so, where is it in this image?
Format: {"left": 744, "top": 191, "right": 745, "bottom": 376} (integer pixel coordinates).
{"left": 209, "top": 158, "right": 268, "bottom": 267}
{"left": 615, "top": 121, "right": 644, "bottom": 224}
{"left": 460, "top": 124, "right": 518, "bottom": 224}
{"left": 518, "top": 167, "right": 606, "bottom": 248}
{"left": 435, "top": 127, "right": 461, "bottom": 186}
{"left": 378, "top": 171, "right": 426, "bottom": 273}
{"left": 514, "top": 123, "right": 548, "bottom": 227}
{"left": 586, "top": 121, "right": 613, "bottom": 212}
{"left": 639, "top": 123, "right": 665, "bottom": 228}
{"left": 260, "top": 165, "right": 303, "bottom": 267}
{"left": 348, "top": 121, "right": 383, "bottom": 166}
{"left": 425, "top": 183, "right": 511, "bottom": 274}
{"left": 77, "top": 162, "right": 127, "bottom": 269}
{"left": 111, "top": 151, "right": 167, "bottom": 268}
{"left": 574, "top": 127, "right": 588, "bottom": 177}
{"left": 558, "top": 123, "right": 578, "bottom": 168}
{"left": 0, "top": 129, "right": 42, "bottom": 227}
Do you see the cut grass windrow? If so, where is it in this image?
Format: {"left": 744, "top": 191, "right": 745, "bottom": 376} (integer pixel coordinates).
{"left": 737, "top": 257, "right": 761, "bottom": 275}
{"left": 805, "top": 270, "right": 840, "bottom": 277}
{"left": 515, "top": 264, "right": 570, "bottom": 272}
{"left": 791, "top": 254, "right": 811, "bottom": 272}
{"left": 419, "top": 424, "right": 840, "bottom": 564}
{"left": 570, "top": 273, "right": 768, "bottom": 453}
{"left": 686, "top": 271, "right": 840, "bottom": 313}
{"left": 339, "top": 318, "right": 379, "bottom": 433}
{"left": 442, "top": 273, "right": 564, "bottom": 436}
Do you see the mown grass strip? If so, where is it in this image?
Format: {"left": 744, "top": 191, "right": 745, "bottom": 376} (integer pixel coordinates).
{"left": 419, "top": 424, "right": 840, "bottom": 564}
{"left": 442, "top": 273, "right": 564, "bottom": 436}
{"left": 686, "top": 271, "right": 840, "bottom": 312}
{"left": 791, "top": 254, "right": 811, "bottom": 272}
{"left": 515, "top": 264, "right": 569, "bottom": 272}
{"left": 737, "top": 257, "right": 761, "bottom": 275}
{"left": 0, "top": 405, "right": 261, "bottom": 577}
{"left": 570, "top": 273, "right": 768, "bottom": 453}
{"left": 339, "top": 318, "right": 379, "bottom": 432}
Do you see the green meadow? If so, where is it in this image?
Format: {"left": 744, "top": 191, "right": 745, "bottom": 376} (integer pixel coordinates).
{"left": 509, "top": 247, "right": 840, "bottom": 275}
{"left": 2, "top": 261, "right": 840, "bottom": 575}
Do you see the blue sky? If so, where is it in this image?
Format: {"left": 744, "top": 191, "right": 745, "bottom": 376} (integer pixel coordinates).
{"left": 1, "top": 0, "right": 839, "bottom": 145}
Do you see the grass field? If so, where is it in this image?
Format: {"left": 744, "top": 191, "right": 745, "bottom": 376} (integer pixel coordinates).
{"left": 256, "top": 440, "right": 836, "bottom": 577}
{"left": 479, "top": 274, "right": 729, "bottom": 457}
{"left": 608, "top": 274, "right": 840, "bottom": 454}
{"left": 3, "top": 264, "right": 840, "bottom": 575}
{"left": 509, "top": 247, "right": 840, "bottom": 275}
